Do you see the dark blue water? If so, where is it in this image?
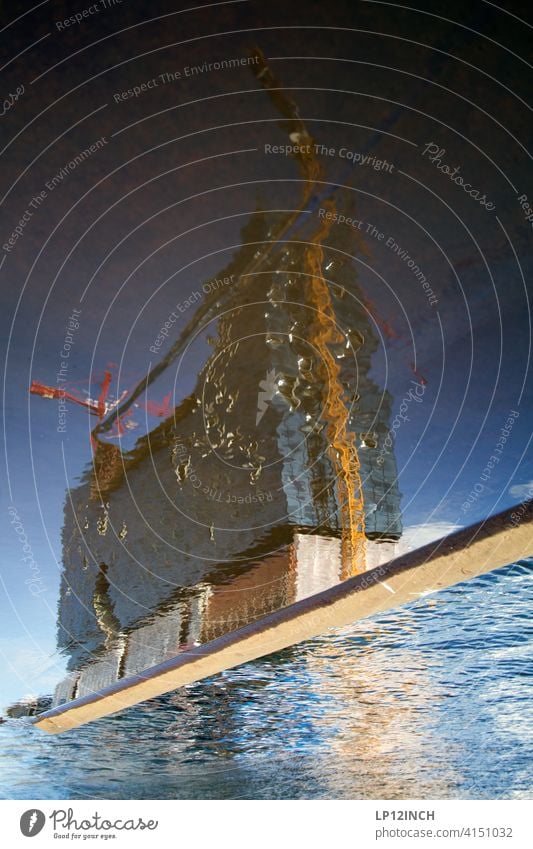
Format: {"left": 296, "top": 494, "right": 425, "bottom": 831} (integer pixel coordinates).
{"left": 1, "top": 561, "right": 531, "bottom": 800}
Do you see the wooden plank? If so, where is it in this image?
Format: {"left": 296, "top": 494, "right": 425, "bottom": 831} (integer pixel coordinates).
{"left": 33, "top": 501, "right": 533, "bottom": 734}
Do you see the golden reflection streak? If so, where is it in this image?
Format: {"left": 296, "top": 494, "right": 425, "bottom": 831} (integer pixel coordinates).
{"left": 303, "top": 200, "right": 366, "bottom": 574}
{"left": 251, "top": 49, "right": 366, "bottom": 573}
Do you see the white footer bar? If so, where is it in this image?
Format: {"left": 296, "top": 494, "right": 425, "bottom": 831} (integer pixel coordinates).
{"left": 2, "top": 799, "right": 530, "bottom": 848}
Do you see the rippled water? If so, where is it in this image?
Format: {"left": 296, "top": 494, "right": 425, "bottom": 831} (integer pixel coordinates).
{"left": 1, "top": 561, "right": 531, "bottom": 800}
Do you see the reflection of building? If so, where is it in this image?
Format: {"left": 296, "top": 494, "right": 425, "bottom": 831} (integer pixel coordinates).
{"left": 55, "top": 199, "right": 402, "bottom": 692}
{"left": 49, "top": 60, "right": 402, "bottom": 703}
{"left": 5, "top": 696, "right": 52, "bottom": 718}
{"left": 54, "top": 202, "right": 403, "bottom": 702}
{"left": 255, "top": 203, "right": 403, "bottom": 542}
{"left": 301, "top": 622, "right": 462, "bottom": 799}
{"left": 53, "top": 532, "right": 378, "bottom": 706}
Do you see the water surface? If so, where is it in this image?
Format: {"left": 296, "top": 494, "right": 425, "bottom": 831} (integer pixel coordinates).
{"left": 1, "top": 560, "right": 531, "bottom": 800}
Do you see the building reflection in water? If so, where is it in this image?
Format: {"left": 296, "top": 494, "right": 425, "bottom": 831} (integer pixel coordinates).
{"left": 37, "top": 54, "right": 404, "bottom": 708}
{"left": 304, "top": 618, "right": 462, "bottom": 798}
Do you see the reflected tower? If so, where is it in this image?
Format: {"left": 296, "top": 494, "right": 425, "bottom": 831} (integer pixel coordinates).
{"left": 33, "top": 53, "right": 403, "bottom": 704}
